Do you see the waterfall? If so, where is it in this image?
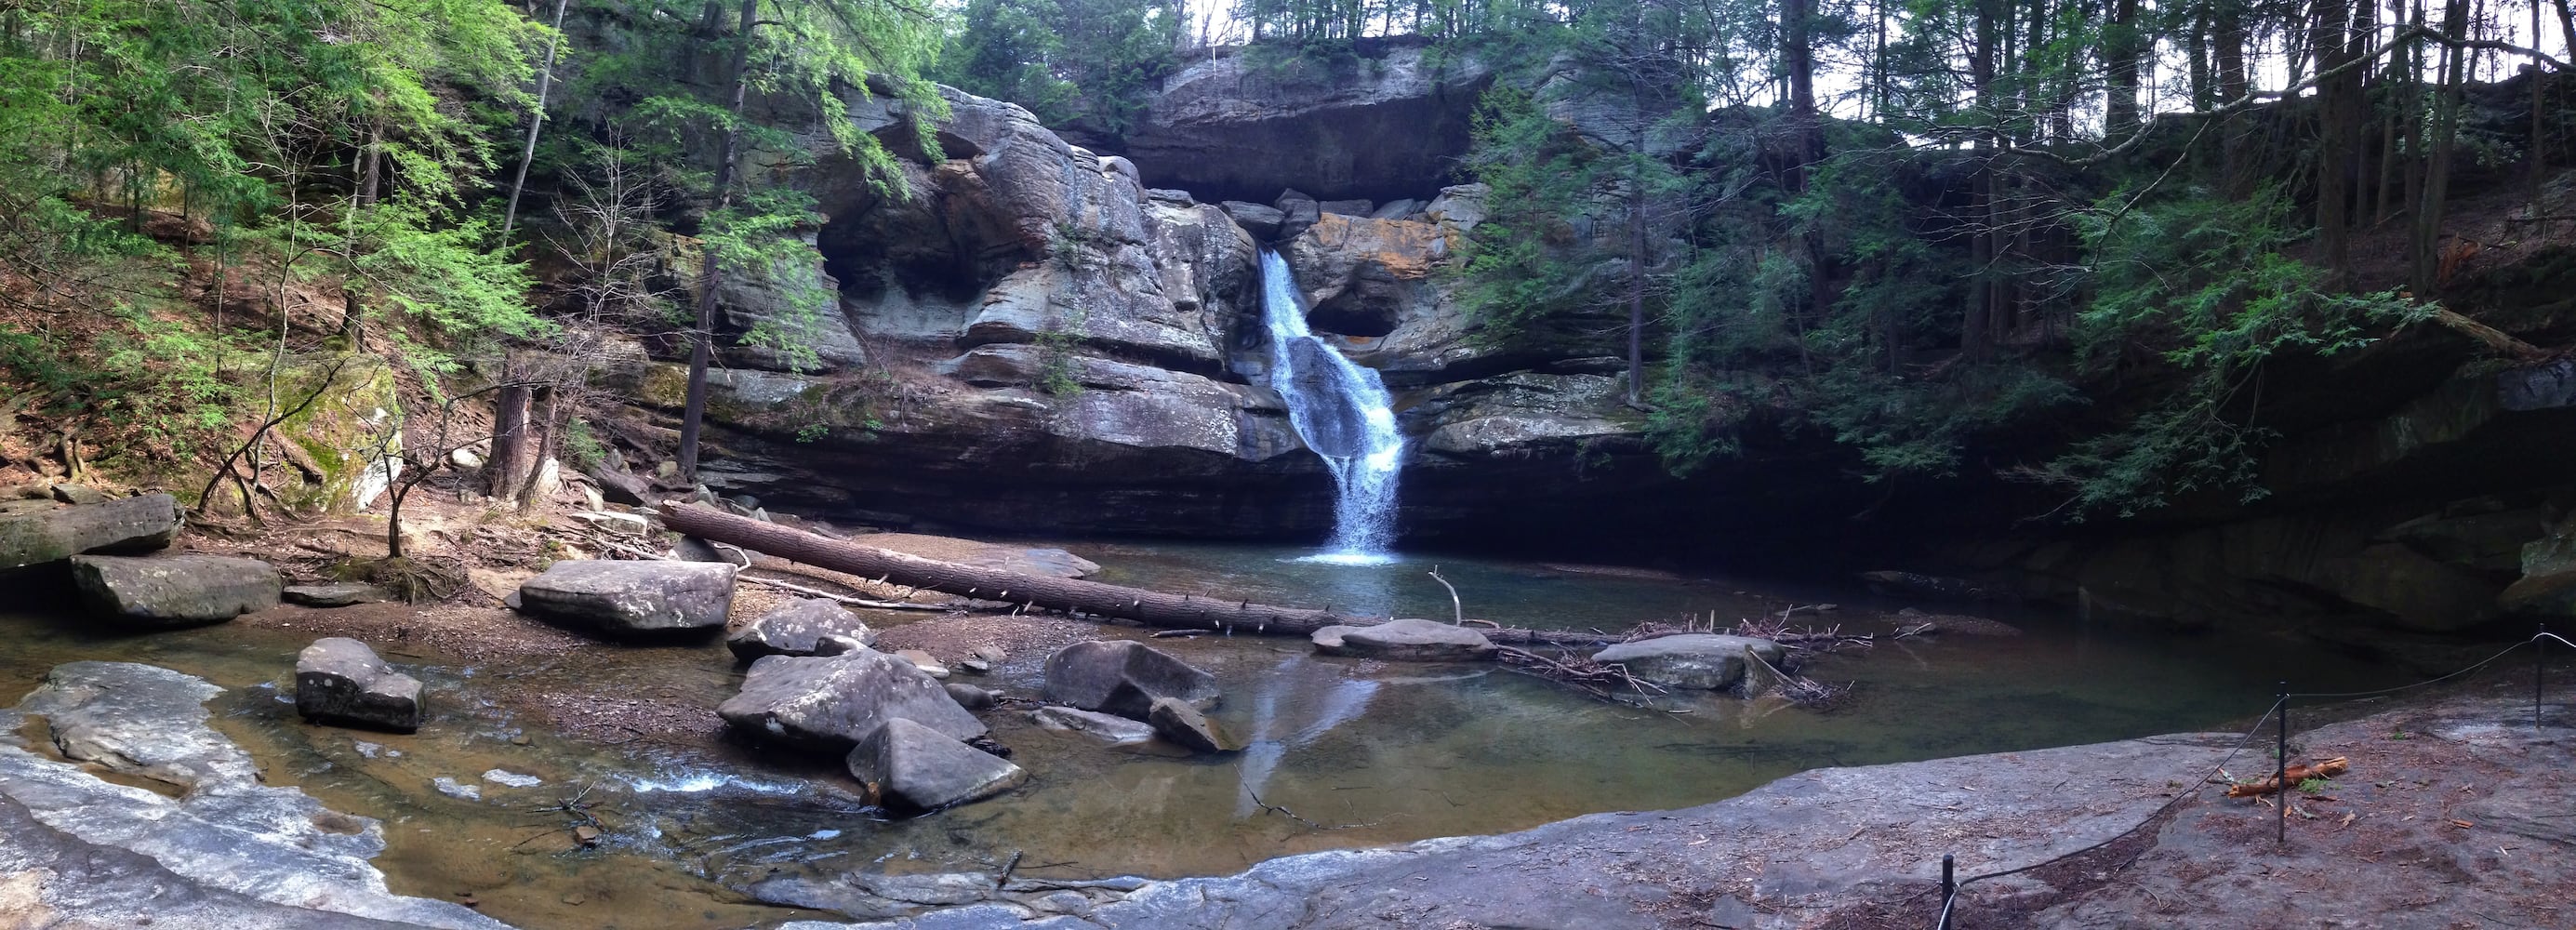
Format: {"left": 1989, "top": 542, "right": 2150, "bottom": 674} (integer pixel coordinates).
{"left": 1258, "top": 249, "right": 1405, "bottom": 565}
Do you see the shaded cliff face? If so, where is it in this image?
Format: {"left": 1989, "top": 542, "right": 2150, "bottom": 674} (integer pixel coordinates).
{"left": 1119, "top": 40, "right": 1494, "bottom": 204}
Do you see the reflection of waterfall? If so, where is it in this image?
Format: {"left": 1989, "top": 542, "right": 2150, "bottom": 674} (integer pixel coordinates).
{"left": 1259, "top": 249, "right": 1405, "bottom": 564}
{"left": 1234, "top": 657, "right": 1380, "bottom": 817}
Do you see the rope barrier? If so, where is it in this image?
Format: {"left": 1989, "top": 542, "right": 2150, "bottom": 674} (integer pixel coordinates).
{"left": 1932, "top": 628, "right": 2566, "bottom": 928}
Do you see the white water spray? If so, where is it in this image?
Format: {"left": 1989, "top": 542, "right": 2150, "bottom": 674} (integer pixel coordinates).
{"left": 1258, "top": 249, "right": 1405, "bottom": 565}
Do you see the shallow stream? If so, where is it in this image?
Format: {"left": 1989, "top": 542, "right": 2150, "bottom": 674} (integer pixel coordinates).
{"left": 0, "top": 540, "right": 2421, "bottom": 929}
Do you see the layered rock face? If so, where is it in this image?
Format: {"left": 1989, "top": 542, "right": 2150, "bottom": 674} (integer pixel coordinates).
{"left": 644, "top": 71, "right": 1759, "bottom": 549}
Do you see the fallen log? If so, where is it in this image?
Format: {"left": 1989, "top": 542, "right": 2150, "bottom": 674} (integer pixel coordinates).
{"left": 2225, "top": 756, "right": 2352, "bottom": 798}
{"left": 657, "top": 502, "right": 1610, "bottom": 646}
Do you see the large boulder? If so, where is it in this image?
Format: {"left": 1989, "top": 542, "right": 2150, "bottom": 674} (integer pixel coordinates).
{"left": 294, "top": 638, "right": 424, "bottom": 733}
{"left": 727, "top": 598, "right": 877, "bottom": 661}
{"left": 845, "top": 717, "right": 1027, "bottom": 811}
{"left": 718, "top": 650, "right": 986, "bottom": 752}
{"left": 0, "top": 492, "right": 182, "bottom": 571}
{"left": 513, "top": 559, "right": 736, "bottom": 634}
{"left": 1312, "top": 618, "right": 1498, "bottom": 662}
{"left": 1042, "top": 640, "right": 1220, "bottom": 720}
{"left": 1591, "top": 634, "right": 1786, "bottom": 690}
{"left": 69, "top": 553, "right": 279, "bottom": 625}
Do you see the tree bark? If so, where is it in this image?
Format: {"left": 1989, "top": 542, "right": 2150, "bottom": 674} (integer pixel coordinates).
{"left": 657, "top": 502, "right": 1607, "bottom": 645}
{"left": 488, "top": 382, "right": 531, "bottom": 499}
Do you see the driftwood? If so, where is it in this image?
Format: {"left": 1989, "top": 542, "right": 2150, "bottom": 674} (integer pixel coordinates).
{"left": 2226, "top": 757, "right": 2353, "bottom": 798}
{"left": 658, "top": 502, "right": 1607, "bottom": 644}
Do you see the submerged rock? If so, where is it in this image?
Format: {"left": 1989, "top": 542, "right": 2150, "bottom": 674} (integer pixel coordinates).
{"left": 1146, "top": 696, "right": 1242, "bottom": 754}
{"left": 1311, "top": 618, "right": 1497, "bottom": 662}
{"left": 294, "top": 637, "right": 423, "bottom": 733}
{"left": 514, "top": 559, "right": 736, "bottom": 634}
{"left": 0, "top": 492, "right": 182, "bottom": 571}
{"left": 69, "top": 552, "right": 279, "bottom": 625}
{"left": 1029, "top": 705, "right": 1156, "bottom": 743}
{"left": 719, "top": 650, "right": 986, "bottom": 752}
{"left": 0, "top": 661, "right": 507, "bottom": 929}
{"left": 1042, "top": 640, "right": 1220, "bottom": 720}
{"left": 1590, "top": 634, "right": 1786, "bottom": 690}
{"left": 729, "top": 597, "right": 878, "bottom": 661}
{"left": 845, "top": 718, "right": 1028, "bottom": 811}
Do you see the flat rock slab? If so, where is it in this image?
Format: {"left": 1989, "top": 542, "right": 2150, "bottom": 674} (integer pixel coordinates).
{"left": 70, "top": 552, "right": 279, "bottom": 625}
{"left": 515, "top": 558, "right": 736, "bottom": 634}
{"left": 845, "top": 717, "right": 1027, "bottom": 811}
{"left": 295, "top": 637, "right": 424, "bottom": 732}
{"left": 1029, "top": 706, "right": 1155, "bottom": 743}
{"left": 1043, "top": 640, "right": 1219, "bottom": 720}
{"left": 0, "top": 492, "right": 182, "bottom": 570}
{"left": 729, "top": 597, "right": 877, "bottom": 660}
{"left": 1590, "top": 633, "right": 1784, "bottom": 690}
{"left": 284, "top": 582, "right": 392, "bottom": 607}
{"left": 0, "top": 661, "right": 507, "bottom": 929}
{"left": 720, "top": 650, "right": 986, "bottom": 752}
{"left": 794, "top": 731, "right": 2246, "bottom": 930}
{"left": 1311, "top": 618, "right": 1497, "bottom": 662}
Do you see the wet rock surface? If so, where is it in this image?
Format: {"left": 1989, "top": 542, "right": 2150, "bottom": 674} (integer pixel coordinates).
{"left": 845, "top": 717, "right": 1028, "bottom": 811}
{"left": 1028, "top": 705, "right": 1155, "bottom": 743}
{"left": 513, "top": 559, "right": 736, "bottom": 634}
{"left": 0, "top": 491, "right": 181, "bottom": 571}
{"left": 1144, "top": 696, "right": 1240, "bottom": 754}
{"left": 1590, "top": 634, "right": 1785, "bottom": 690}
{"left": 1042, "top": 640, "right": 1220, "bottom": 720}
{"left": 1310, "top": 618, "right": 1497, "bottom": 662}
{"left": 0, "top": 661, "right": 508, "bottom": 929}
{"left": 69, "top": 552, "right": 280, "bottom": 625}
{"left": 295, "top": 637, "right": 424, "bottom": 732}
{"left": 719, "top": 649, "right": 987, "bottom": 752}
{"left": 728, "top": 597, "right": 878, "bottom": 660}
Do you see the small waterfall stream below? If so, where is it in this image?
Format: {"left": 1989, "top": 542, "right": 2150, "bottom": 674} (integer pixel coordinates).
{"left": 1257, "top": 249, "right": 1406, "bottom": 564}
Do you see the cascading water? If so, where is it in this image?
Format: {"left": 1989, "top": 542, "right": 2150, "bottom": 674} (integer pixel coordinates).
{"left": 1258, "top": 249, "right": 1405, "bottom": 565}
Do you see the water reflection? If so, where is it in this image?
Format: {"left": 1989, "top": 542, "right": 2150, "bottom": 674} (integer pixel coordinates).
{"left": 1235, "top": 657, "right": 1379, "bottom": 817}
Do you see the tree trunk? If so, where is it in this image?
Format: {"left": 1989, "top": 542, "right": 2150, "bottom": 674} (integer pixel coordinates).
{"left": 513, "top": 384, "right": 562, "bottom": 509}
{"left": 2414, "top": 0, "right": 2471, "bottom": 294}
{"left": 679, "top": 0, "right": 759, "bottom": 485}
{"left": 1626, "top": 166, "right": 1648, "bottom": 405}
{"left": 501, "top": 0, "right": 572, "bottom": 242}
{"left": 656, "top": 502, "right": 1605, "bottom": 645}
{"left": 2105, "top": 0, "right": 2144, "bottom": 140}
{"left": 2315, "top": 0, "right": 2358, "bottom": 282}
{"left": 488, "top": 382, "right": 531, "bottom": 500}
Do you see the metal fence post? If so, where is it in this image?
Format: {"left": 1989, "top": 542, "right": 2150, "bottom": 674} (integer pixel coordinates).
{"left": 1937, "top": 853, "right": 1955, "bottom": 930}
{"left": 2277, "top": 682, "right": 2289, "bottom": 846}
{"left": 2541, "top": 623, "right": 2551, "bottom": 731}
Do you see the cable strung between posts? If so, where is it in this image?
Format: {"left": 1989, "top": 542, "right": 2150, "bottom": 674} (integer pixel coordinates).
{"left": 2287, "top": 636, "right": 2538, "bottom": 700}
{"left": 1932, "top": 699, "right": 2283, "bottom": 928}
{"left": 1938, "top": 631, "right": 2568, "bottom": 927}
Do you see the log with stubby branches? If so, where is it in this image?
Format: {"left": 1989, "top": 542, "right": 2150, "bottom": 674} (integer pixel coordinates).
{"left": 656, "top": 501, "right": 1609, "bottom": 646}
